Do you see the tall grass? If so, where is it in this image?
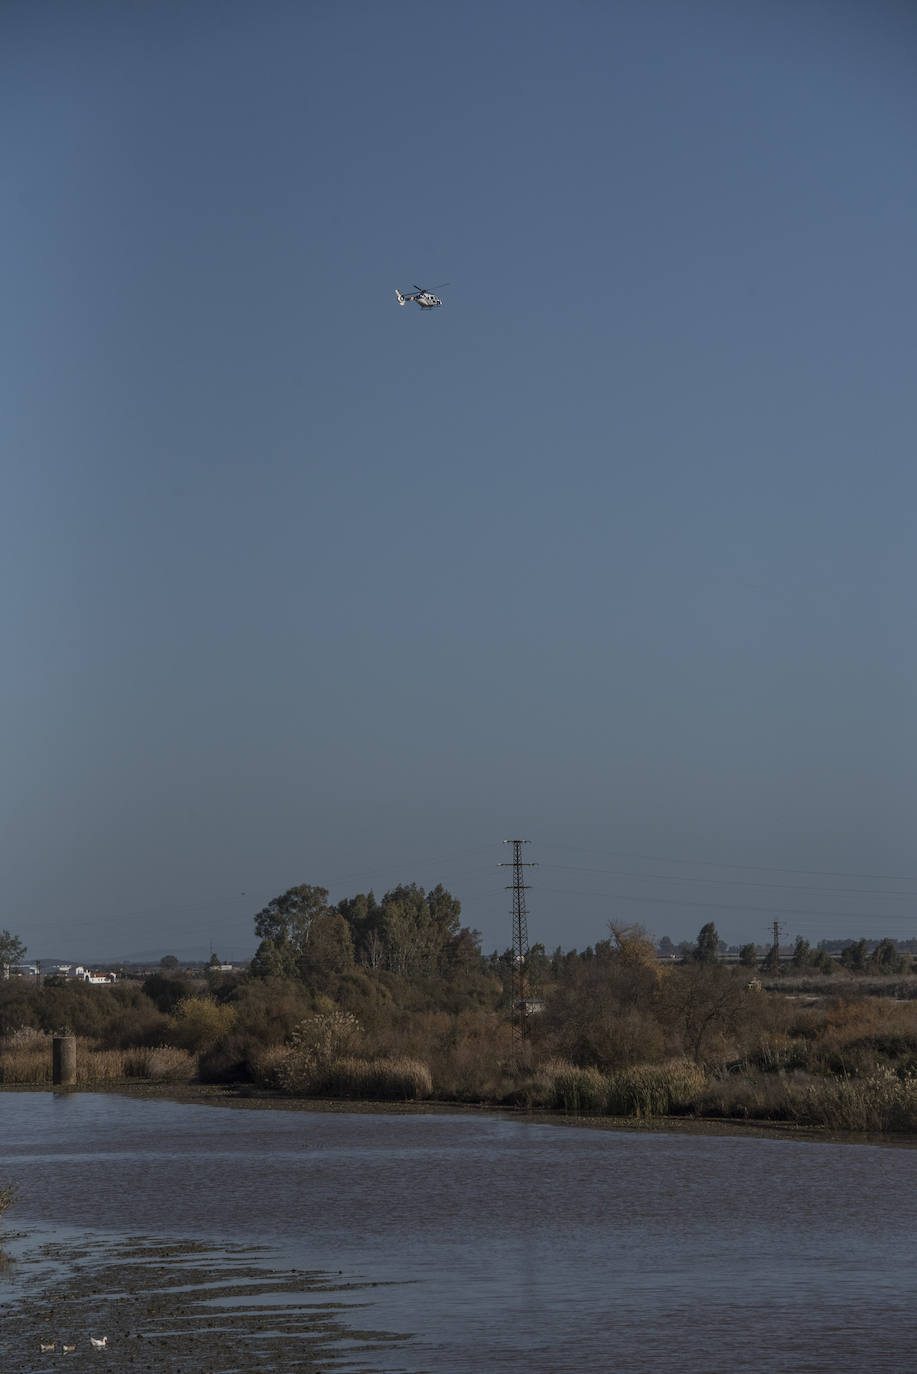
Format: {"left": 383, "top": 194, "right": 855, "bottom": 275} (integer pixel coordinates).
{"left": 122, "top": 1046, "right": 196, "bottom": 1081}
{"left": 606, "top": 1060, "right": 707, "bottom": 1117}
{"left": 800, "top": 1070, "right": 917, "bottom": 1133}
{"left": 549, "top": 1062, "right": 609, "bottom": 1115}
{"left": 695, "top": 1066, "right": 917, "bottom": 1132}
{"left": 282, "top": 1054, "right": 432, "bottom": 1100}
{"left": 0, "top": 1045, "right": 52, "bottom": 1084}
{"left": 537, "top": 1057, "right": 707, "bottom": 1117}
{"left": 0, "top": 1038, "right": 194, "bottom": 1085}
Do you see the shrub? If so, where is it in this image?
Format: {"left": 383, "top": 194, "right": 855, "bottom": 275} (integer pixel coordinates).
{"left": 248, "top": 1043, "right": 290, "bottom": 1088}
{"left": 279, "top": 1011, "right": 363, "bottom": 1092}
{"left": 169, "top": 996, "right": 237, "bottom": 1053}
{"left": 229, "top": 977, "right": 313, "bottom": 1046}
{"left": 291, "top": 1010, "right": 363, "bottom": 1062}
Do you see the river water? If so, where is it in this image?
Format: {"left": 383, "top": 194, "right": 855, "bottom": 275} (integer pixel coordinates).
{"left": 0, "top": 1092, "right": 915, "bottom": 1373}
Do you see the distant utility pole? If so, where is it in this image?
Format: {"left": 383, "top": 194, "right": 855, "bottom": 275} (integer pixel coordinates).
{"left": 770, "top": 921, "right": 785, "bottom": 969}
{"left": 500, "top": 840, "right": 536, "bottom": 1049}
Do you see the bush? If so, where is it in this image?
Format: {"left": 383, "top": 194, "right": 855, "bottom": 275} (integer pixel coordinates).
{"left": 168, "top": 996, "right": 237, "bottom": 1053}
{"left": 248, "top": 1043, "right": 290, "bottom": 1088}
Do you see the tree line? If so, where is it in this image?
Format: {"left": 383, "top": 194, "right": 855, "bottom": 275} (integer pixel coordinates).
{"left": 3, "top": 886, "right": 917, "bottom": 1130}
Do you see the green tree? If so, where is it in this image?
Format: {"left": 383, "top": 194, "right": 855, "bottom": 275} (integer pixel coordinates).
{"left": 692, "top": 922, "right": 720, "bottom": 965}
{"left": 298, "top": 913, "right": 355, "bottom": 991}
{"left": 426, "top": 884, "right": 462, "bottom": 943}
{"left": 739, "top": 943, "right": 758, "bottom": 968}
{"left": 160, "top": 954, "right": 179, "bottom": 970}
{"left": 0, "top": 931, "right": 27, "bottom": 974}
{"left": 792, "top": 937, "right": 812, "bottom": 970}
{"left": 339, "top": 883, "right": 466, "bottom": 981}
{"left": 870, "top": 938, "right": 908, "bottom": 975}
{"left": 337, "top": 890, "right": 386, "bottom": 967}
{"left": 250, "top": 936, "right": 299, "bottom": 980}
{"left": 840, "top": 939, "right": 868, "bottom": 973}
{"left": 254, "top": 884, "right": 332, "bottom": 952}
{"left": 251, "top": 885, "right": 333, "bottom": 980}
{"left": 378, "top": 884, "right": 440, "bottom": 977}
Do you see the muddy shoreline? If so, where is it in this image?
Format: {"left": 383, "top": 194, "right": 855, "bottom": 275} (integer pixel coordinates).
{"left": 0, "top": 1229, "right": 413, "bottom": 1374}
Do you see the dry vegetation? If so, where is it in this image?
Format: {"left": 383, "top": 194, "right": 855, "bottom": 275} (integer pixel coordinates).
{"left": 3, "top": 928, "right": 917, "bottom": 1134}
{"left": 0, "top": 1030, "right": 195, "bottom": 1086}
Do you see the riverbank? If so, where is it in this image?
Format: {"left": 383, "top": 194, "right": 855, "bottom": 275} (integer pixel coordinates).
{"left": 1, "top": 1078, "right": 873, "bottom": 1145}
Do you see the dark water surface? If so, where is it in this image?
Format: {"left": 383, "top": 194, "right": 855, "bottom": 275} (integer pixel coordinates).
{"left": 1, "top": 1092, "right": 915, "bottom": 1372}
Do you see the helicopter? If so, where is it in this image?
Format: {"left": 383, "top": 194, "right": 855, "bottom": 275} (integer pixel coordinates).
{"left": 395, "top": 283, "right": 448, "bottom": 310}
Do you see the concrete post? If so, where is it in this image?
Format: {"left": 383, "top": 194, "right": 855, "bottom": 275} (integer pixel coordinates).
{"left": 52, "top": 1035, "right": 76, "bottom": 1086}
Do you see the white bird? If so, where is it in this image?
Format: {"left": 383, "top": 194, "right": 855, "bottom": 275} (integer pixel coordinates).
{"left": 40, "top": 1342, "right": 56, "bottom": 1352}
{"left": 62, "top": 1344, "right": 76, "bottom": 1354}
{"left": 90, "top": 1335, "right": 108, "bottom": 1349}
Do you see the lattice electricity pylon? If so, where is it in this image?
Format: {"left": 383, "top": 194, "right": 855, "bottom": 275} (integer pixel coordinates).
{"left": 500, "top": 839, "right": 537, "bottom": 1049}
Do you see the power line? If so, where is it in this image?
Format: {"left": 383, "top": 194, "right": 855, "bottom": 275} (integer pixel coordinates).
{"left": 537, "top": 861, "right": 917, "bottom": 902}
{"left": 546, "top": 841, "right": 917, "bottom": 885}
{"left": 534, "top": 884, "right": 917, "bottom": 928}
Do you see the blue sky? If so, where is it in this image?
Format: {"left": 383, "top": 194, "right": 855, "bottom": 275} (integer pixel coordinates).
{"left": 4, "top": 1, "right": 917, "bottom": 961}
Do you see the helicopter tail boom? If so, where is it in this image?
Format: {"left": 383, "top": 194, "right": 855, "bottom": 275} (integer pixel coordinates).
{"left": 395, "top": 289, "right": 408, "bottom": 306}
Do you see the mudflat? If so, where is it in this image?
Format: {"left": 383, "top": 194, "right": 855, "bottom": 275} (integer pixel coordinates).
{"left": 0, "top": 1232, "right": 409, "bottom": 1373}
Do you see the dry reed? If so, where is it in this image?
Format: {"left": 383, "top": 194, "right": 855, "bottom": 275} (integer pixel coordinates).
{"left": 284, "top": 1054, "right": 433, "bottom": 1100}
{"left": 122, "top": 1046, "right": 196, "bottom": 1081}
{"left": 606, "top": 1059, "right": 707, "bottom": 1117}
{"left": 0, "top": 1038, "right": 194, "bottom": 1085}
{"left": 548, "top": 1062, "right": 609, "bottom": 1115}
